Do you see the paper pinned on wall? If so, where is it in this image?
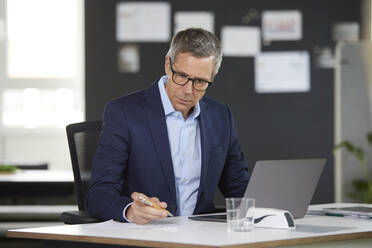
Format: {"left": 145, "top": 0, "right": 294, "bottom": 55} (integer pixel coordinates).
{"left": 116, "top": 2, "right": 170, "bottom": 42}
{"left": 255, "top": 51, "right": 310, "bottom": 93}
{"left": 174, "top": 11, "right": 214, "bottom": 34}
{"left": 262, "top": 10, "right": 302, "bottom": 41}
{"left": 0, "top": 19, "right": 5, "bottom": 41}
{"left": 118, "top": 44, "right": 140, "bottom": 73}
{"left": 221, "top": 26, "right": 261, "bottom": 57}
{"left": 332, "top": 22, "right": 359, "bottom": 42}
{"left": 314, "top": 46, "right": 334, "bottom": 69}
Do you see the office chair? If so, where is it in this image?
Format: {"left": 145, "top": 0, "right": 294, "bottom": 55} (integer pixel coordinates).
{"left": 60, "top": 121, "right": 225, "bottom": 224}
{"left": 60, "top": 121, "right": 102, "bottom": 224}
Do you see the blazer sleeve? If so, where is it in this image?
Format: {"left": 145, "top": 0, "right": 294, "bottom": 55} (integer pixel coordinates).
{"left": 218, "top": 106, "right": 250, "bottom": 198}
{"left": 86, "top": 100, "right": 132, "bottom": 222}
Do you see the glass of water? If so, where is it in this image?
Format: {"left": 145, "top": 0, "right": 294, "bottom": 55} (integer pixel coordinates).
{"left": 226, "top": 198, "right": 255, "bottom": 232}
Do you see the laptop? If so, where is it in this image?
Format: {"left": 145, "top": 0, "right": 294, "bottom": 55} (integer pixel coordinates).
{"left": 189, "top": 158, "right": 326, "bottom": 222}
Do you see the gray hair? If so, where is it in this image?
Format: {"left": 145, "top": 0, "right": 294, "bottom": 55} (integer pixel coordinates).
{"left": 166, "top": 28, "right": 222, "bottom": 79}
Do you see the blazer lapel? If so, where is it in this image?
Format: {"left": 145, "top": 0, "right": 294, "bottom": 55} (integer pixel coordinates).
{"left": 196, "top": 99, "right": 212, "bottom": 205}
{"left": 142, "top": 82, "right": 177, "bottom": 203}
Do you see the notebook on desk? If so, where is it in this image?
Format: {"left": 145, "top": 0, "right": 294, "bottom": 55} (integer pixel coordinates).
{"left": 189, "top": 158, "right": 326, "bottom": 222}
{"left": 322, "top": 206, "right": 372, "bottom": 218}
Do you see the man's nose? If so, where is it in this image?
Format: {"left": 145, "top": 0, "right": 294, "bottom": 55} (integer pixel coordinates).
{"left": 183, "top": 79, "right": 194, "bottom": 94}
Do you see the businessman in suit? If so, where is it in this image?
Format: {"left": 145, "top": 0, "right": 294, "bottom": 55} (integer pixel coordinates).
{"left": 87, "top": 28, "right": 250, "bottom": 224}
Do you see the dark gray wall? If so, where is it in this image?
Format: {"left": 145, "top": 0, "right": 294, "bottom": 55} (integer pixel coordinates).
{"left": 85, "top": 0, "right": 361, "bottom": 204}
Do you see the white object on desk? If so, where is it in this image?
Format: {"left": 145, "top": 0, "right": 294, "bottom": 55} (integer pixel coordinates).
{"left": 253, "top": 207, "right": 295, "bottom": 230}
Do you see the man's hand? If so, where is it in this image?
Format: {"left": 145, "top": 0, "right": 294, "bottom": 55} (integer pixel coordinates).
{"left": 126, "top": 192, "right": 169, "bottom": 224}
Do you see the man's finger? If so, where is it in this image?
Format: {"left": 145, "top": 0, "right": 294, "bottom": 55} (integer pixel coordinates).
{"left": 131, "top": 197, "right": 168, "bottom": 217}
{"left": 131, "top": 192, "right": 149, "bottom": 204}
{"left": 158, "top": 202, "right": 167, "bottom": 209}
{"left": 137, "top": 207, "right": 167, "bottom": 220}
{"left": 131, "top": 192, "right": 139, "bottom": 201}
{"left": 150, "top": 197, "right": 160, "bottom": 204}
{"left": 136, "top": 203, "right": 168, "bottom": 218}
{"left": 130, "top": 193, "right": 169, "bottom": 220}
{"left": 149, "top": 197, "right": 167, "bottom": 209}
{"left": 128, "top": 201, "right": 165, "bottom": 224}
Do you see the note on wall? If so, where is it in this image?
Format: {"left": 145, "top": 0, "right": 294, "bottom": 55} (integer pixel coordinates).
{"left": 255, "top": 51, "right": 310, "bottom": 93}
{"left": 221, "top": 26, "right": 261, "bottom": 57}
{"left": 314, "top": 46, "right": 334, "bottom": 69}
{"left": 174, "top": 11, "right": 214, "bottom": 34}
{"left": 262, "top": 10, "right": 302, "bottom": 41}
{"left": 332, "top": 22, "right": 359, "bottom": 42}
{"left": 118, "top": 44, "right": 140, "bottom": 73}
{"left": 116, "top": 2, "right": 170, "bottom": 42}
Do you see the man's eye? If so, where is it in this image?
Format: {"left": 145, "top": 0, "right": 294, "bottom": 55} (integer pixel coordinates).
{"left": 195, "top": 79, "right": 207, "bottom": 84}
{"left": 178, "top": 73, "right": 188, "bottom": 79}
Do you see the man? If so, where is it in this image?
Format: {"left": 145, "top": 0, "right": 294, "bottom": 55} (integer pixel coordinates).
{"left": 86, "top": 28, "right": 250, "bottom": 224}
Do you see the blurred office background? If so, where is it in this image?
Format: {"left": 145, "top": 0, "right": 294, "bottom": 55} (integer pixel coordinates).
{"left": 0, "top": 0, "right": 84, "bottom": 171}
{"left": 0, "top": 0, "right": 371, "bottom": 242}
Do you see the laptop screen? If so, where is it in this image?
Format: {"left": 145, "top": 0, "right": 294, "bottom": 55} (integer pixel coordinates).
{"left": 243, "top": 159, "right": 326, "bottom": 218}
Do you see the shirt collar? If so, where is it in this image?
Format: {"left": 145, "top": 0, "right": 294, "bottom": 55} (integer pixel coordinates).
{"left": 158, "top": 75, "right": 201, "bottom": 120}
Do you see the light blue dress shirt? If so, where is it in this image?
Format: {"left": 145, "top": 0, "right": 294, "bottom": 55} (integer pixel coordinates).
{"left": 123, "top": 76, "right": 202, "bottom": 220}
{"left": 158, "top": 75, "right": 202, "bottom": 216}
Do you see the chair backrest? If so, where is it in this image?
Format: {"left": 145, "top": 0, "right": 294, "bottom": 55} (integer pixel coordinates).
{"left": 66, "top": 121, "right": 102, "bottom": 211}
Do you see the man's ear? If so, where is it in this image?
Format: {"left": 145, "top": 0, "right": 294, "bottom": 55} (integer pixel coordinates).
{"left": 164, "top": 56, "right": 170, "bottom": 75}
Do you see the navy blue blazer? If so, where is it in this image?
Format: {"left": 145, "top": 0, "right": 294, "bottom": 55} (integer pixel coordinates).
{"left": 86, "top": 80, "right": 250, "bottom": 222}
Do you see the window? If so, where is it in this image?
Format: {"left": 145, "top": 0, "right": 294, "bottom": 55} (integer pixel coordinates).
{"left": 6, "top": 0, "right": 78, "bottom": 78}
{"left": 0, "top": 0, "right": 84, "bottom": 169}
{"left": 3, "top": 88, "right": 83, "bottom": 129}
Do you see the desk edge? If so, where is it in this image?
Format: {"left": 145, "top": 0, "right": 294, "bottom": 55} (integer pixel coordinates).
{"left": 6, "top": 229, "right": 372, "bottom": 248}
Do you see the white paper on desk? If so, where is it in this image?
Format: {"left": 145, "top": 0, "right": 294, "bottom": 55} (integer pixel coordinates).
{"left": 254, "top": 51, "right": 310, "bottom": 93}
{"left": 174, "top": 11, "right": 214, "bottom": 34}
{"left": 116, "top": 2, "right": 170, "bottom": 42}
{"left": 221, "top": 26, "right": 261, "bottom": 57}
{"left": 86, "top": 219, "right": 179, "bottom": 231}
{"left": 262, "top": 10, "right": 302, "bottom": 41}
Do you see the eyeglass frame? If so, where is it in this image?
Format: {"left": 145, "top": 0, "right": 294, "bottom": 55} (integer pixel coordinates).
{"left": 168, "top": 58, "right": 213, "bottom": 92}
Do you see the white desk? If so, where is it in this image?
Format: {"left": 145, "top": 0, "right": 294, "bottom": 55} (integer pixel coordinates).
{"left": 7, "top": 204, "right": 372, "bottom": 248}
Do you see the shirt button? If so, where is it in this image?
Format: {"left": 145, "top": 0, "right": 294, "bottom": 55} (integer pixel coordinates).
{"left": 182, "top": 205, "right": 185, "bottom": 209}
{"left": 182, "top": 179, "right": 187, "bottom": 183}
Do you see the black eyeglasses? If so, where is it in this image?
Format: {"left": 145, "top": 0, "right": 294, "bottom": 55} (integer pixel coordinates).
{"left": 169, "top": 58, "right": 212, "bottom": 92}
